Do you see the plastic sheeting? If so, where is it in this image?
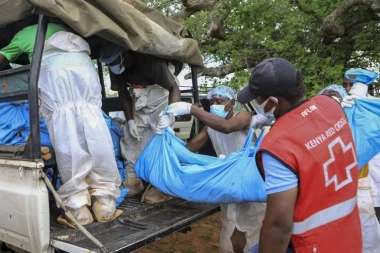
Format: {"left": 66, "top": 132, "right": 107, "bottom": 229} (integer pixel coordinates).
{"left": 344, "top": 99, "right": 380, "bottom": 168}
{"left": 357, "top": 177, "right": 380, "bottom": 253}
{"left": 135, "top": 128, "right": 267, "bottom": 203}
{"left": 0, "top": 102, "right": 51, "bottom": 146}
{"left": 103, "top": 112, "right": 126, "bottom": 182}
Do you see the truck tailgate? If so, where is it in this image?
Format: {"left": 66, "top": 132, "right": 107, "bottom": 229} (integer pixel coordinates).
{"left": 50, "top": 197, "right": 219, "bottom": 253}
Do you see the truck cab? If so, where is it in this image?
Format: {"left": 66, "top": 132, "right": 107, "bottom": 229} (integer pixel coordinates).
{"left": 0, "top": 3, "right": 219, "bottom": 252}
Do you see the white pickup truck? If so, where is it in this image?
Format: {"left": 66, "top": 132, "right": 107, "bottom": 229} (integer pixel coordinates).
{"left": 0, "top": 4, "right": 219, "bottom": 252}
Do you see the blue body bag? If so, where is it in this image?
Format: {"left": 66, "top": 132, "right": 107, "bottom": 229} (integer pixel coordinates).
{"left": 344, "top": 98, "right": 380, "bottom": 168}
{"left": 135, "top": 128, "right": 267, "bottom": 203}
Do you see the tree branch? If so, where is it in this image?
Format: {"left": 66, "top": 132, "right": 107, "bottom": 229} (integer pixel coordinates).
{"left": 322, "top": 0, "right": 380, "bottom": 37}
{"left": 291, "top": 0, "right": 323, "bottom": 24}
{"left": 183, "top": 55, "right": 266, "bottom": 79}
{"left": 172, "top": 0, "right": 218, "bottom": 21}
{"left": 201, "top": 8, "right": 231, "bottom": 43}
{"left": 181, "top": 0, "right": 190, "bottom": 8}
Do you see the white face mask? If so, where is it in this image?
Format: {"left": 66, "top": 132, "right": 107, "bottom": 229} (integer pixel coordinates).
{"left": 257, "top": 97, "right": 277, "bottom": 116}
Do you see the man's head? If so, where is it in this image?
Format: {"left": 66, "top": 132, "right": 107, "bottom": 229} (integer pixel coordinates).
{"left": 237, "top": 58, "right": 305, "bottom": 119}
{"left": 343, "top": 68, "right": 379, "bottom": 94}
{"left": 343, "top": 76, "right": 355, "bottom": 92}
{"left": 207, "top": 85, "right": 236, "bottom": 119}
{"left": 319, "top": 84, "right": 347, "bottom": 100}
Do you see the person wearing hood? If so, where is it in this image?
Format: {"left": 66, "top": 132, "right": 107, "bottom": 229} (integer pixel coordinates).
{"left": 158, "top": 85, "right": 268, "bottom": 253}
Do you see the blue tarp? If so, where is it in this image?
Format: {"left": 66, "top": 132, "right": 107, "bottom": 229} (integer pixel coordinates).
{"left": 135, "top": 128, "right": 267, "bottom": 203}
{"left": 344, "top": 98, "right": 380, "bottom": 168}
{"left": 103, "top": 112, "right": 126, "bottom": 182}
{"left": 0, "top": 102, "right": 51, "bottom": 146}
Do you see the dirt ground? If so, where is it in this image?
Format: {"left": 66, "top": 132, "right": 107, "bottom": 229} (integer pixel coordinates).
{"left": 135, "top": 212, "right": 221, "bottom": 253}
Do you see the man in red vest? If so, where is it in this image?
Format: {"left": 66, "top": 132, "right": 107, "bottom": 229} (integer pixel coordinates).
{"left": 237, "top": 58, "right": 362, "bottom": 253}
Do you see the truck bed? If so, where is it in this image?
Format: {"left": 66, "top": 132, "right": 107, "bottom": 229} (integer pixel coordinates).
{"left": 50, "top": 197, "right": 219, "bottom": 253}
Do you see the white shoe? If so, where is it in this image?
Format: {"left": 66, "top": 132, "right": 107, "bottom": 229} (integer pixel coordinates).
{"left": 123, "top": 177, "right": 144, "bottom": 197}
{"left": 92, "top": 195, "right": 116, "bottom": 222}
{"left": 68, "top": 205, "right": 94, "bottom": 226}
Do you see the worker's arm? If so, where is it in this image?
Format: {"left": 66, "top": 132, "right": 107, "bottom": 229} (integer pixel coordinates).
{"left": 0, "top": 29, "right": 25, "bottom": 70}
{"left": 259, "top": 187, "right": 297, "bottom": 253}
{"left": 168, "top": 82, "right": 181, "bottom": 104}
{"left": 190, "top": 106, "right": 251, "bottom": 134}
{"left": 258, "top": 153, "right": 298, "bottom": 253}
{"left": 186, "top": 126, "right": 209, "bottom": 152}
{"left": 0, "top": 54, "right": 10, "bottom": 70}
{"left": 118, "top": 89, "right": 134, "bottom": 121}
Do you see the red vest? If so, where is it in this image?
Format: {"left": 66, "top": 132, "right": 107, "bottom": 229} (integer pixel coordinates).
{"left": 256, "top": 95, "right": 362, "bottom": 253}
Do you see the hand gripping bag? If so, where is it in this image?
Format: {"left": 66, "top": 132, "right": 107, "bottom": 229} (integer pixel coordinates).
{"left": 135, "top": 127, "right": 267, "bottom": 203}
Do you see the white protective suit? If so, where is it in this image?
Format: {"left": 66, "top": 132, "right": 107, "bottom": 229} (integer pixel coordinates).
{"left": 207, "top": 120, "right": 266, "bottom": 253}
{"left": 120, "top": 85, "right": 168, "bottom": 189}
{"left": 349, "top": 82, "right": 380, "bottom": 252}
{"left": 39, "top": 32, "right": 121, "bottom": 212}
{"left": 369, "top": 153, "right": 380, "bottom": 208}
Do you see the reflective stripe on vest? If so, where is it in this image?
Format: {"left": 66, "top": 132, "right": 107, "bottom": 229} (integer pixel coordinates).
{"left": 292, "top": 196, "right": 357, "bottom": 235}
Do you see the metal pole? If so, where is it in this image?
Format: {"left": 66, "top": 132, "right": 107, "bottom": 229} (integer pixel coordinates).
{"left": 190, "top": 65, "right": 200, "bottom": 104}
{"left": 28, "top": 15, "right": 48, "bottom": 160}
{"left": 97, "top": 59, "right": 106, "bottom": 98}
{"left": 190, "top": 65, "right": 200, "bottom": 135}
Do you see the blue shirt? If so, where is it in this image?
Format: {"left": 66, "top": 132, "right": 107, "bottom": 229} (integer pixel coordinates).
{"left": 262, "top": 153, "right": 298, "bottom": 194}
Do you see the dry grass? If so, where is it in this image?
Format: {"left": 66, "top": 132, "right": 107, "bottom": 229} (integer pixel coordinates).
{"left": 135, "top": 212, "right": 221, "bottom": 253}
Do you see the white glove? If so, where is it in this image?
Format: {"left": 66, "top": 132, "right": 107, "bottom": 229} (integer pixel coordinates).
{"left": 349, "top": 82, "right": 368, "bottom": 98}
{"left": 341, "top": 94, "right": 360, "bottom": 108}
{"left": 218, "top": 154, "right": 226, "bottom": 159}
{"left": 156, "top": 112, "right": 176, "bottom": 135}
{"left": 128, "top": 120, "right": 142, "bottom": 141}
{"left": 167, "top": 102, "right": 192, "bottom": 116}
{"left": 250, "top": 114, "right": 272, "bottom": 129}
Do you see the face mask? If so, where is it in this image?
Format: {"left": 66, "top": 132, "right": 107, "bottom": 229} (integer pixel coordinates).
{"left": 109, "top": 54, "right": 125, "bottom": 74}
{"left": 109, "top": 64, "right": 125, "bottom": 74}
{"left": 210, "top": 100, "right": 231, "bottom": 118}
{"left": 257, "top": 97, "right": 277, "bottom": 121}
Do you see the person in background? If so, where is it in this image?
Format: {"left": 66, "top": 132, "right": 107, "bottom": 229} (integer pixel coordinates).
{"left": 158, "top": 85, "right": 267, "bottom": 253}
{"left": 0, "top": 24, "right": 121, "bottom": 225}
{"left": 238, "top": 58, "right": 362, "bottom": 253}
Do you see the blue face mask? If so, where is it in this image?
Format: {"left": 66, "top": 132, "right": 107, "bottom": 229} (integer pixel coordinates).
{"left": 110, "top": 64, "right": 125, "bottom": 74}
{"left": 109, "top": 54, "right": 125, "bottom": 74}
{"left": 210, "top": 100, "right": 231, "bottom": 118}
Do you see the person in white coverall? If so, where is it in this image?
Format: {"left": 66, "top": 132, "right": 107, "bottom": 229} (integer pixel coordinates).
{"left": 321, "top": 71, "right": 380, "bottom": 253}
{"left": 342, "top": 69, "right": 380, "bottom": 253}
{"left": 0, "top": 25, "right": 121, "bottom": 226}
{"left": 158, "top": 86, "right": 274, "bottom": 253}
{"left": 99, "top": 45, "right": 181, "bottom": 202}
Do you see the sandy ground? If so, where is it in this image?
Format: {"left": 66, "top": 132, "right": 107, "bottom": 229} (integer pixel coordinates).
{"left": 135, "top": 212, "right": 221, "bottom": 253}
